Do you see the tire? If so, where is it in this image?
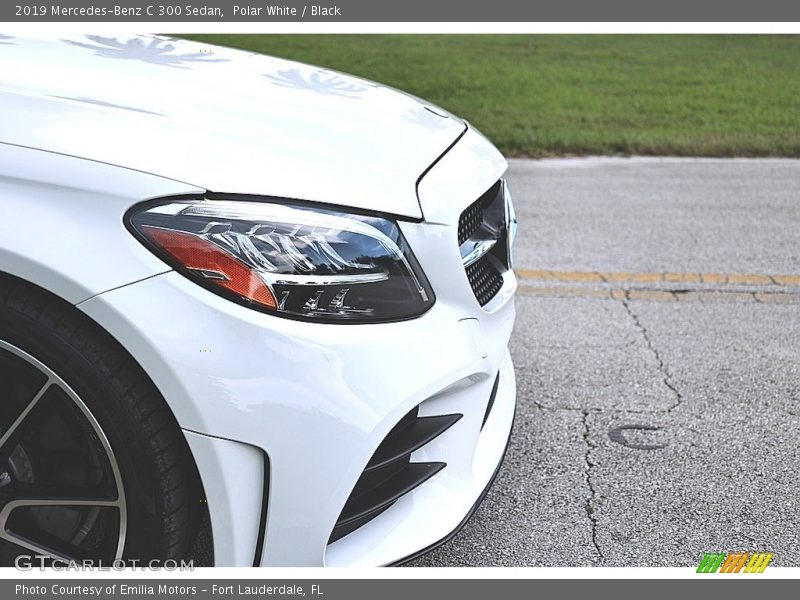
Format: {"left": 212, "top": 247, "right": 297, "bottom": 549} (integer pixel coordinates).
{"left": 0, "top": 274, "right": 202, "bottom": 564}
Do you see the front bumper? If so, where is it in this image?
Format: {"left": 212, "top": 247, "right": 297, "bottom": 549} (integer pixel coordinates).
{"left": 78, "top": 126, "right": 515, "bottom": 566}
{"left": 80, "top": 269, "right": 515, "bottom": 566}
{"left": 328, "top": 348, "right": 515, "bottom": 567}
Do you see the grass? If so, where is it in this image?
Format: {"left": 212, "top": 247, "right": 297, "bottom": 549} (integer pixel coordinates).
{"left": 180, "top": 35, "right": 800, "bottom": 157}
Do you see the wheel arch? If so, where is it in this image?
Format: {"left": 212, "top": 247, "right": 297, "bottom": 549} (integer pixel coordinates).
{"left": 0, "top": 270, "right": 213, "bottom": 563}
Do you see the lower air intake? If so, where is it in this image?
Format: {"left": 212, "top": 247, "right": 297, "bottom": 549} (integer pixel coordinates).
{"left": 329, "top": 406, "right": 461, "bottom": 543}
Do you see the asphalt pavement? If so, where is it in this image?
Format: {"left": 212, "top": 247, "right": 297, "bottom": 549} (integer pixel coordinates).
{"left": 408, "top": 157, "right": 800, "bottom": 567}
{"left": 188, "top": 157, "right": 800, "bottom": 567}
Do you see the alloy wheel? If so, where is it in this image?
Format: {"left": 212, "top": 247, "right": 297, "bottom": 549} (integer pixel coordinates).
{"left": 0, "top": 339, "right": 126, "bottom": 564}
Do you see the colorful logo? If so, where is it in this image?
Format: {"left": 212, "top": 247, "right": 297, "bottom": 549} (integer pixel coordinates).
{"left": 697, "top": 552, "right": 773, "bottom": 573}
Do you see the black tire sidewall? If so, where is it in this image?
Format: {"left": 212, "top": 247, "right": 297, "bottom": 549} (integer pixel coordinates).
{"left": 0, "top": 299, "right": 189, "bottom": 562}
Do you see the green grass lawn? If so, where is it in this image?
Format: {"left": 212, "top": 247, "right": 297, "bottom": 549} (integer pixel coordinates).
{"left": 181, "top": 35, "right": 800, "bottom": 157}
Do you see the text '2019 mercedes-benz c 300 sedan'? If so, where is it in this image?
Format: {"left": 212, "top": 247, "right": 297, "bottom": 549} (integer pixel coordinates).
{"left": 0, "top": 35, "right": 517, "bottom": 566}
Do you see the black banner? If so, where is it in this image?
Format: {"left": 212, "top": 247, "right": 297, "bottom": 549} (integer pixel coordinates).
{"left": 4, "top": 0, "right": 800, "bottom": 22}
{"left": 6, "top": 579, "right": 796, "bottom": 599}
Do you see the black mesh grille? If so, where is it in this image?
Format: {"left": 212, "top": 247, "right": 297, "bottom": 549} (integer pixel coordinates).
{"left": 458, "top": 181, "right": 507, "bottom": 306}
{"left": 329, "top": 406, "right": 461, "bottom": 543}
{"left": 457, "top": 181, "right": 502, "bottom": 246}
{"left": 465, "top": 255, "right": 504, "bottom": 306}
{"left": 458, "top": 197, "right": 485, "bottom": 246}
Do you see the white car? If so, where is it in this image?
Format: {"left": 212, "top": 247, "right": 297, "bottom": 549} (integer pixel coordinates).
{"left": 0, "top": 34, "right": 517, "bottom": 567}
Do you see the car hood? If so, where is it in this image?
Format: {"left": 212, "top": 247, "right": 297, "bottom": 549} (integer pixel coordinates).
{"left": 0, "top": 34, "right": 466, "bottom": 219}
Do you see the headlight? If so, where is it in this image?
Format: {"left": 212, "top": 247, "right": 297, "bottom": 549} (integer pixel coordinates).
{"left": 128, "top": 198, "right": 435, "bottom": 323}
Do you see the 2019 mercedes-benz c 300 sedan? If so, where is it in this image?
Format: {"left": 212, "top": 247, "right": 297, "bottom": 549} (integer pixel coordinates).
{"left": 0, "top": 34, "right": 517, "bottom": 566}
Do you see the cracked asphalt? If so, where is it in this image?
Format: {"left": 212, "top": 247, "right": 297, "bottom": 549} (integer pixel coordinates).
{"left": 408, "top": 157, "right": 800, "bottom": 567}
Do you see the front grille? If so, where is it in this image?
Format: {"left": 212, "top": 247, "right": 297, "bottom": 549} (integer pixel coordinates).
{"left": 458, "top": 181, "right": 508, "bottom": 306}
{"left": 458, "top": 181, "right": 501, "bottom": 245}
{"left": 465, "top": 255, "right": 504, "bottom": 306}
{"left": 329, "top": 407, "right": 461, "bottom": 543}
{"left": 458, "top": 198, "right": 485, "bottom": 245}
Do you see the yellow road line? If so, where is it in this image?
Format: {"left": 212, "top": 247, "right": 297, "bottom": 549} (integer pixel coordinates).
{"left": 517, "top": 285, "right": 800, "bottom": 303}
{"left": 515, "top": 269, "right": 800, "bottom": 287}
{"left": 627, "top": 290, "right": 678, "bottom": 302}
{"left": 773, "top": 275, "right": 800, "bottom": 285}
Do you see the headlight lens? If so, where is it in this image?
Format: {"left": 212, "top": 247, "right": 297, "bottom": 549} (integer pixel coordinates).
{"left": 129, "top": 198, "right": 435, "bottom": 323}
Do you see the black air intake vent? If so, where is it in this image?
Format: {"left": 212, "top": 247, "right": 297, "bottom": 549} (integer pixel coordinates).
{"left": 329, "top": 407, "right": 461, "bottom": 543}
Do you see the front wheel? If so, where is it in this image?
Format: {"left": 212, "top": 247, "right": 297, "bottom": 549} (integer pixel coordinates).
{"left": 0, "top": 276, "right": 202, "bottom": 565}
